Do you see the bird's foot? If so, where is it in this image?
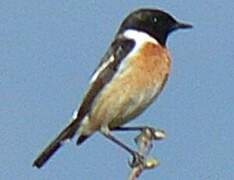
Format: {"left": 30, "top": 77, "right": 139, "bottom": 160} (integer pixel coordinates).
{"left": 139, "top": 126, "right": 166, "bottom": 141}
{"left": 129, "top": 152, "right": 145, "bottom": 168}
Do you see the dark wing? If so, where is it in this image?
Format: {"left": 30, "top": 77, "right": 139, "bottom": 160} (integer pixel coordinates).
{"left": 32, "top": 36, "right": 135, "bottom": 168}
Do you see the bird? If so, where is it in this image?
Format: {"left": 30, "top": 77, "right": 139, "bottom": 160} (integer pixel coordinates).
{"left": 33, "top": 8, "right": 192, "bottom": 168}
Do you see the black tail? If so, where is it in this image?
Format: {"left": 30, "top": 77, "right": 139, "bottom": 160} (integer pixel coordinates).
{"left": 76, "top": 135, "right": 90, "bottom": 145}
{"left": 33, "top": 119, "right": 81, "bottom": 168}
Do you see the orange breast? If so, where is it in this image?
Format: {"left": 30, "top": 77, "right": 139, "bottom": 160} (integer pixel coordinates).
{"left": 127, "top": 42, "right": 170, "bottom": 90}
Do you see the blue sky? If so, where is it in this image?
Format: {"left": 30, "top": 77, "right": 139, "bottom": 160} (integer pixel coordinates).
{"left": 1, "top": 1, "right": 233, "bottom": 179}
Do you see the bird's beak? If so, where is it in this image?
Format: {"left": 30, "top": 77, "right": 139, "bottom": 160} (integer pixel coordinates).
{"left": 175, "top": 22, "right": 193, "bottom": 29}
{"left": 169, "top": 21, "right": 193, "bottom": 33}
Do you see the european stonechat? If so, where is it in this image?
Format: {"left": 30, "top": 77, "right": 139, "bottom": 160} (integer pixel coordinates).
{"left": 33, "top": 8, "right": 192, "bottom": 168}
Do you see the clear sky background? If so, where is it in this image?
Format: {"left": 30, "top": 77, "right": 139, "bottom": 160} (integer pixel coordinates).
{"left": 1, "top": 1, "right": 233, "bottom": 180}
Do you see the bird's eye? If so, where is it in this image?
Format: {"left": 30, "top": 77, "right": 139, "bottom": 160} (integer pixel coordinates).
{"left": 153, "top": 17, "right": 158, "bottom": 23}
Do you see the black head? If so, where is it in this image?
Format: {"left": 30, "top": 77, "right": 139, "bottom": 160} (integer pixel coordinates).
{"left": 118, "top": 8, "right": 193, "bottom": 46}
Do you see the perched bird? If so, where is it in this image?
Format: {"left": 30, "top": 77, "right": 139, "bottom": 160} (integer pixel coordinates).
{"left": 33, "top": 8, "right": 192, "bottom": 168}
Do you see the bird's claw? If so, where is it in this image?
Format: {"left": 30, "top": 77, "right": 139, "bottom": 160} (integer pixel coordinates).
{"left": 129, "top": 152, "right": 145, "bottom": 168}
{"left": 138, "top": 126, "right": 166, "bottom": 141}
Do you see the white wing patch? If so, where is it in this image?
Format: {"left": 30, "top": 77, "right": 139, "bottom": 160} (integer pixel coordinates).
{"left": 90, "top": 55, "right": 115, "bottom": 83}
{"left": 72, "top": 109, "right": 78, "bottom": 119}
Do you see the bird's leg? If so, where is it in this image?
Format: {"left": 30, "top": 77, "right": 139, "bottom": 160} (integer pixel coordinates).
{"left": 100, "top": 127, "right": 144, "bottom": 167}
{"left": 112, "top": 126, "right": 147, "bottom": 131}
{"left": 112, "top": 126, "right": 166, "bottom": 157}
{"left": 112, "top": 126, "right": 166, "bottom": 141}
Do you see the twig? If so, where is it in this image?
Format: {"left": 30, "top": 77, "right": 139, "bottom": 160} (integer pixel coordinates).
{"left": 128, "top": 127, "right": 166, "bottom": 180}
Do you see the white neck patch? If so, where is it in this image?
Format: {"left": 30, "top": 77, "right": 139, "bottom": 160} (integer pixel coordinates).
{"left": 123, "top": 29, "right": 159, "bottom": 45}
